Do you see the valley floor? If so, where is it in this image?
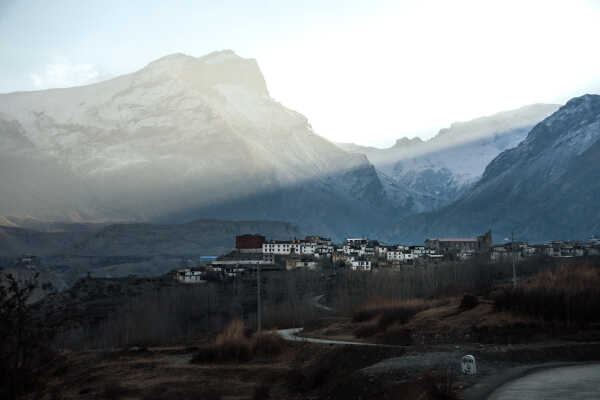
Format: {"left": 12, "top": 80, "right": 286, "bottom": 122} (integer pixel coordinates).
{"left": 30, "top": 296, "right": 600, "bottom": 400}
{"left": 31, "top": 337, "right": 600, "bottom": 400}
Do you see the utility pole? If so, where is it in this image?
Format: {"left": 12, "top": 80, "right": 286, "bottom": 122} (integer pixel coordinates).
{"left": 257, "top": 264, "right": 262, "bottom": 332}
{"left": 206, "top": 284, "right": 210, "bottom": 332}
{"left": 512, "top": 231, "right": 517, "bottom": 289}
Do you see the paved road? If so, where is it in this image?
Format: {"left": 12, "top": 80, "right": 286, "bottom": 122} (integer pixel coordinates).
{"left": 277, "top": 327, "right": 386, "bottom": 346}
{"left": 277, "top": 295, "right": 385, "bottom": 346}
{"left": 311, "top": 294, "right": 333, "bottom": 311}
{"left": 488, "top": 364, "right": 600, "bottom": 400}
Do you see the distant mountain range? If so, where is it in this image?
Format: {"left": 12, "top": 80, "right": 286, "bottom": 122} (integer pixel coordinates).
{"left": 1, "top": 49, "right": 597, "bottom": 246}
{"left": 386, "top": 94, "right": 600, "bottom": 243}
{"left": 337, "top": 104, "right": 559, "bottom": 212}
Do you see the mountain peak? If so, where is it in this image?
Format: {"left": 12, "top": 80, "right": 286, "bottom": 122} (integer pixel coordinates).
{"left": 143, "top": 53, "right": 196, "bottom": 72}
{"left": 392, "top": 137, "right": 423, "bottom": 148}
{"left": 431, "top": 103, "right": 561, "bottom": 144}
{"left": 200, "top": 49, "right": 241, "bottom": 63}
{"left": 520, "top": 94, "right": 600, "bottom": 153}
{"left": 145, "top": 50, "right": 242, "bottom": 68}
{"left": 141, "top": 50, "right": 269, "bottom": 96}
{"left": 563, "top": 93, "right": 600, "bottom": 111}
{"left": 412, "top": 92, "right": 600, "bottom": 243}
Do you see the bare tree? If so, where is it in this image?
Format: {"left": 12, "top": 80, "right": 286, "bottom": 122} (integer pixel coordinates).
{"left": 0, "top": 273, "right": 56, "bottom": 400}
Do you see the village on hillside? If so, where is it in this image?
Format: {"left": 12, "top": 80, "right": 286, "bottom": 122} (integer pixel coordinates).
{"left": 174, "top": 232, "right": 600, "bottom": 283}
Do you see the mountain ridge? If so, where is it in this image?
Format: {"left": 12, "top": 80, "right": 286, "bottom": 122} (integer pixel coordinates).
{"left": 0, "top": 50, "right": 399, "bottom": 239}
{"left": 385, "top": 94, "right": 600, "bottom": 243}
{"left": 337, "top": 103, "right": 560, "bottom": 213}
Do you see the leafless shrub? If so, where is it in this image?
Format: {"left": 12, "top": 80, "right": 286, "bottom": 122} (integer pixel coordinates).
{"left": 192, "top": 319, "right": 288, "bottom": 364}
{"left": 0, "top": 273, "right": 57, "bottom": 400}
{"left": 352, "top": 297, "right": 441, "bottom": 338}
{"left": 251, "top": 331, "right": 285, "bottom": 357}
{"left": 331, "top": 256, "right": 567, "bottom": 316}
{"left": 420, "top": 367, "right": 457, "bottom": 399}
{"left": 494, "top": 262, "right": 600, "bottom": 327}
{"left": 142, "top": 385, "right": 221, "bottom": 400}
{"left": 64, "top": 283, "right": 222, "bottom": 349}
{"left": 103, "top": 381, "right": 135, "bottom": 400}
{"left": 252, "top": 383, "right": 271, "bottom": 400}
{"left": 459, "top": 293, "right": 479, "bottom": 310}
{"left": 354, "top": 318, "right": 381, "bottom": 338}
{"left": 381, "top": 323, "right": 413, "bottom": 345}
{"left": 192, "top": 319, "right": 252, "bottom": 363}
{"left": 260, "top": 270, "right": 323, "bottom": 329}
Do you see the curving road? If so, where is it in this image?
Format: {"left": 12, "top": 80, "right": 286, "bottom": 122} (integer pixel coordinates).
{"left": 276, "top": 295, "right": 383, "bottom": 346}
{"left": 277, "top": 327, "right": 388, "bottom": 346}
{"left": 276, "top": 296, "right": 400, "bottom": 348}
{"left": 311, "top": 294, "right": 333, "bottom": 311}
{"left": 488, "top": 363, "right": 600, "bottom": 400}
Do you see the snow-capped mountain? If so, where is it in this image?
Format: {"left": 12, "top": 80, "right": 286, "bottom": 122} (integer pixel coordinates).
{"left": 386, "top": 94, "right": 600, "bottom": 243}
{"left": 0, "top": 50, "right": 396, "bottom": 239}
{"left": 338, "top": 104, "right": 560, "bottom": 212}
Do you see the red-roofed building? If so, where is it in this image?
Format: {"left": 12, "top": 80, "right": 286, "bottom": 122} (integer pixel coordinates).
{"left": 235, "top": 234, "right": 265, "bottom": 253}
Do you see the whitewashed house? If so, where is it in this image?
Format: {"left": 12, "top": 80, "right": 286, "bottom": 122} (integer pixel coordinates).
{"left": 263, "top": 240, "right": 318, "bottom": 256}
{"left": 286, "top": 259, "right": 318, "bottom": 270}
{"left": 351, "top": 259, "right": 372, "bottom": 271}
{"left": 174, "top": 268, "right": 205, "bottom": 283}
{"left": 387, "top": 250, "right": 405, "bottom": 263}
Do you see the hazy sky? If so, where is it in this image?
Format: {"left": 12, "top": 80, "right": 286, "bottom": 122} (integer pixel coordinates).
{"left": 1, "top": 0, "right": 600, "bottom": 147}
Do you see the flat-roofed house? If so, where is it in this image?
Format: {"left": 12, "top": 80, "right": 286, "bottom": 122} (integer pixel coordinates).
{"left": 426, "top": 231, "right": 492, "bottom": 255}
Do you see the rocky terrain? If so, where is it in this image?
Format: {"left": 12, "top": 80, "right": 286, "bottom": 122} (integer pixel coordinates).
{"left": 0, "top": 50, "right": 400, "bottom": 239}
{"left": 338, "top": 103, "right": 559, "bottom": 213}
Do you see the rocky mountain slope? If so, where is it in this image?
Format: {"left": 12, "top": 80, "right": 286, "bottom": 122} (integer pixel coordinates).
{"left": 338, "top": 104, "right": 560, "bottom": 212}
{"left": 0, "top": 50, "right": 397, "bottom": 239}
{"left": 386, "top": 94, "right": 600, "bottom": 243}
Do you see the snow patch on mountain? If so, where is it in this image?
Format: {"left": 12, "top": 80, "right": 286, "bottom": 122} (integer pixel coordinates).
{"left": 388, "top": 93, "right": 600, "bottom": 244}
{"left": 0, "top": 50, "right": 396, "bottom": 238}
{"left": 338, "top": 103, "right": 560, "bottom": 213}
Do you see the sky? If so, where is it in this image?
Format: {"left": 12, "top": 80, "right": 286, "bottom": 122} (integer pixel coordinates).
{"left": 1, "top": 0, "right": 600, "bottom": 147}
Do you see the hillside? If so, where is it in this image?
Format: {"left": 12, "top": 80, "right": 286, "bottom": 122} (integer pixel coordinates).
{"left": 70, "top": 219, "right": 303, "bottom": 256}
{"left": 0, "top": 51, "right": 399, "bottom": 239}
{"left": 386, "top": 94, "right": 600, "bottom": 243}
{"left": 0, "top": 219, "right": 304, "bottom": 287}
{"left": 0, "top": 219, "right": 302, "bottom": 258}
{"left": 339, "top": 104, "right": 560, "bottom": 212}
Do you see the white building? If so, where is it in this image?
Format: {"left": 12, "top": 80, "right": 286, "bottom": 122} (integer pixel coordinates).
{"left": 410, "top": 246, "right": 426, "bottom": 255}
{"left": 286, "top": 259, "right": 318, "bottom": 270}
{"left": 375, "top": 245, "right": 390, "bottom": 258}
{"left": 262, "top": 240, "right": 317, "bottom": 256}
{"left": 346, "top": 238, "right": 368, "bottom": 246}
{"left": 174, "top": 268, "right": 205, "bottom": 283}
{"left": 387, "top": 250, "right": 417, "bottom": 263}
{"left": 351, "top": 259, "right": 372, "bottom": 271}
{"left": 387, "top": 251, "right": 405, "bottom": 262}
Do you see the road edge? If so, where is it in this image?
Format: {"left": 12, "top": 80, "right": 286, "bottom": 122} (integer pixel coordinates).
{"left": 460, "top": 361, "right": 595, "bottom": 400}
